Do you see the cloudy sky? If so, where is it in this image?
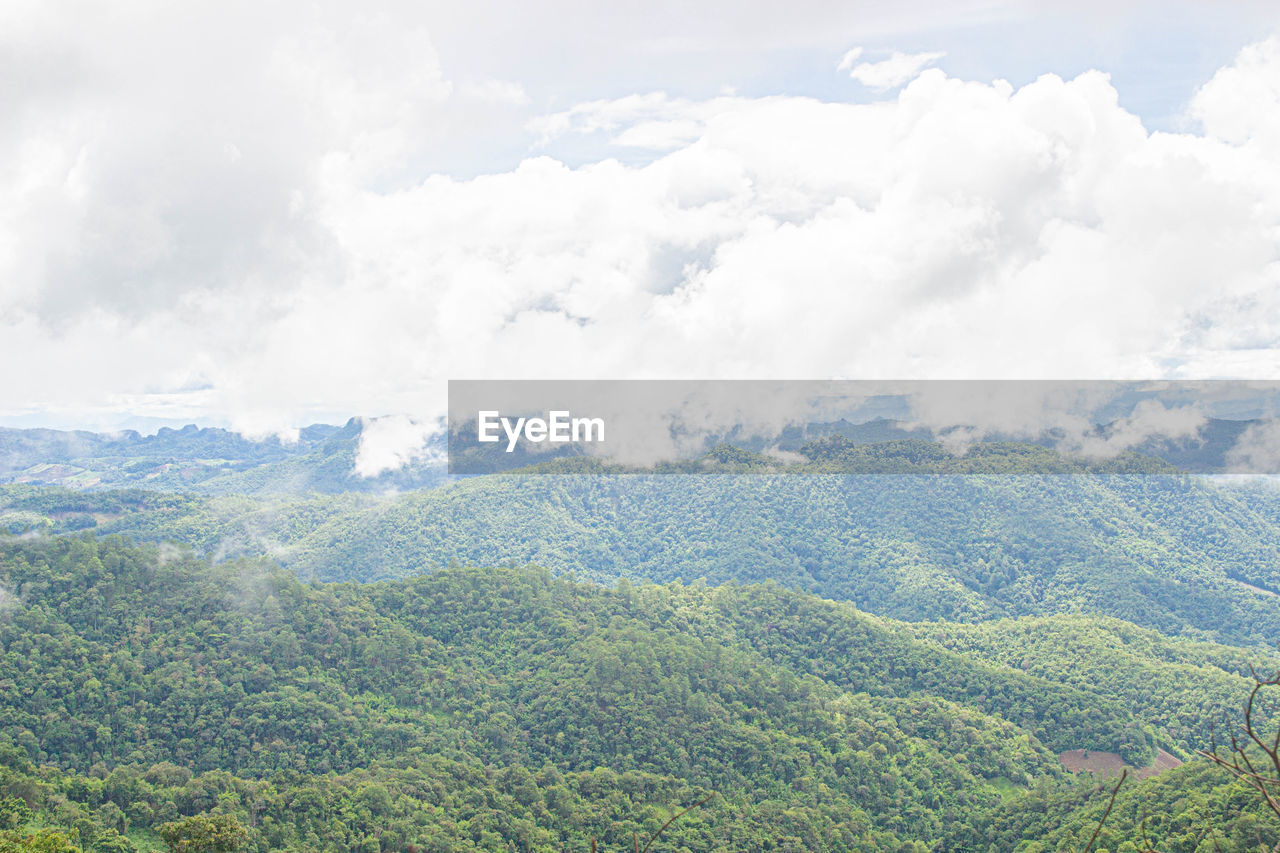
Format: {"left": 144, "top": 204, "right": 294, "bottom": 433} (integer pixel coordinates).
{"left": 3, "top": 0, "right": 1280, "bottom": 453}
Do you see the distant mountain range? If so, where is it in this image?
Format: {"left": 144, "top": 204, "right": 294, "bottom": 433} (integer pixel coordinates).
{"left": 0, "top": 419, "right": 448, "bottom": 494}
{"left": 0, "top": 416, "right": 1269, "bottom": 496}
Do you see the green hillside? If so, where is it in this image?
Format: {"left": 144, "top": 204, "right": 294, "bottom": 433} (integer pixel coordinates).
{"left": 35, "top": 469, "right": 1273, "bottom": 647}
{"left": 6, "top": 462, "right": 1280, "bottom": 647}
{"left": 4, "top": 439, "right": 1280, "bottom": 851}
{"left": 909, "top": 614, "right": 1280, "bottom": 754}
{"left": 0, "top": 536, "right": 1062, "bottom": 849}
{"left": 970, "top": 758, "right": 1280, "bottom": 852}
{"left": 3, "top": 536, "right": 1278, "bottom": 851}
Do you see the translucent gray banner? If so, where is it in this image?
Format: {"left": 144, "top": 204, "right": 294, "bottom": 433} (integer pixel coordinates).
{"left": 447, "top": 380, "right": 1280, "bottom": 475}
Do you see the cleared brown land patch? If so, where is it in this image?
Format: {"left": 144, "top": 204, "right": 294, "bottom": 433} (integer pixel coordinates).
{"left": 1058, "top": 748, "right": 1182, "bottom": 780}
{"left": 1151, "top": 748, "right": 1181, "bottom": 773}
{"left": 1236, "top": 579, "right": 1278, "bottom": 597}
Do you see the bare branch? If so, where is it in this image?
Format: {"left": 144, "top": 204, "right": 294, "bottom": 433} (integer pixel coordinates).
{"left": 1082, "top": 769, "right": 1127, "bottom": 853}
{"left": 1197, "top": 664, "right": 1280, "bottom": 833}
{"left": 639, "top": 793, "right": 715, "bottom": 853}
{"left": 586, "top": 792, "right": 714, "bottom": 853}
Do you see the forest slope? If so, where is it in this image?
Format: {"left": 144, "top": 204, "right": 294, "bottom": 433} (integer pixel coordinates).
{"left": 0, "top": 536, "right": 1072, "bottom": 849}
{"left": 2, "top": 536, "right": 1278, "bottom": 850}
{"left": 16, "top": 470, "right": 1276, "bottom": 646}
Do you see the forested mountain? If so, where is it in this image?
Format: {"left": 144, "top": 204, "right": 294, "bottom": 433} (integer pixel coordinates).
{"left": 2, "top": 536, "right": 1278, "bottom": 851}
{"left": 4, "top": 431, "right": 1280, "bottom": 851}
{"left": 7, "top": 467, "right": 1276, "bottom": 647}
{"left": 265, "top": 472, "right": 1280, "bottom": 649}
{"left": 962, "top": 757, "right": 1280, "bottom": 852}
{"left": 909, "top": 614, "right": 1278, "bottom": 751}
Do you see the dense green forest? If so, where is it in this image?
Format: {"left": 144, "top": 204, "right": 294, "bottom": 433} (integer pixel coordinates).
{"left": 4, "top": 428, "right": 1280, "bottom": 850}
{"left": 6, "top": 468, "right": 1279, "bottom": 646}
{"left": 909, "top": 614, "right": 1277, "bottom": 752}
{"left": 2, "top": 536, "right": 1279, "bottom": 851}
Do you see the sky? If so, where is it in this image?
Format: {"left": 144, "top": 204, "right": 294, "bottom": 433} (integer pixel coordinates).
{"left": 3, "top": 1, "right": 1280, "bottom": 470}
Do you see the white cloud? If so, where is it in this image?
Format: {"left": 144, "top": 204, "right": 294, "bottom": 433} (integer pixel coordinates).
{"left": 897, "top": 385, "right": 1213, "bottom": 459}
{"left": 354, "top": 415, "right": 443, "bottom": 477}
{"left": 527, "top": 92, "right": 734, "bottom": 148}
{"left": 1190, "top": 36, "right": 1280, "bottom": 149}
{"left": 839, "top": 48, "right": 947, "bottom": 90}
{"left": 1071, "top": 399, "right": 1208, "bottom": 458}
{"left": 837, "top": 47, "right": 865, "bottom": 69}
{"left": 460, "top": 79, "right": 530, "bottom": 105}
{"left": 1, "top": 8, "right": 1280, "bottom": 472}
{"left": 1225, "top": 420, "right": 1280, "bottom": 474}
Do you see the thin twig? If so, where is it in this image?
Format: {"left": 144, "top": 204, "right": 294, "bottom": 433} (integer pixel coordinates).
{"left": 640, "top": 793, "right": 716, "bottom": 853}
{"left": 586, "top": 792, "right": 714, "bottom": 853}
{"left": 1082, "top": 769, "right": 1127, "bottom": 853}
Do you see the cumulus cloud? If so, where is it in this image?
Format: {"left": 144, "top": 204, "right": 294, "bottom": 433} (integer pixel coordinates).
{"left": 2, "top": 8, "right": 1280, "bottom": 473}
{"left": 838, "top": 47, "right": 946, "bottom": 90}
{"left": 1225, "top": 420, "right": 1280, "bottom": 474}
{"left": 1190, "top": 36, "right": 1280, "bottom": 149}
{"left": 354, "top": 415, "right": 443, "bottom": 477}
{"left": 0, "top": 1, "right": 451, "bottom": 326}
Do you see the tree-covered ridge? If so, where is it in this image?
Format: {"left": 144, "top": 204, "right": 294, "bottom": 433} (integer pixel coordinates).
{"left": 0, "top": 487, "right": 202, "bottom": 536}
{"left": 2, "top": 522, "right": 1273, "bottom": 768}
{"left": 971, "top": 758, "right": 1280, "bottom": 852}
{"left": 909, "top": 614, "right": 1280, "bottom": 755}
{"left": 22, "top": 470, "right": 1275, "bottom": 645}
{"left": 700, "top": 584, "right": 1161, "bottom": 762}
{"left": 5, "top": 727, "right": 1280, "bottom": 853}
{"left": 0, "top": 535, "right": 1197, "bottom": 770}
{"left": 3, "top": 535, "right": 1279, "bottom": 850}
{"left": 0, "top": 736, "right": 878, "bottom": 853}
{"left": 0, "top": 535, "right": 1185, "bottom": 847}
{"left": 1, "top": 535, "right": 1075, "bottom": 849}
{"left": 466, "top": 437, "right": 1183, "bottom": 476}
